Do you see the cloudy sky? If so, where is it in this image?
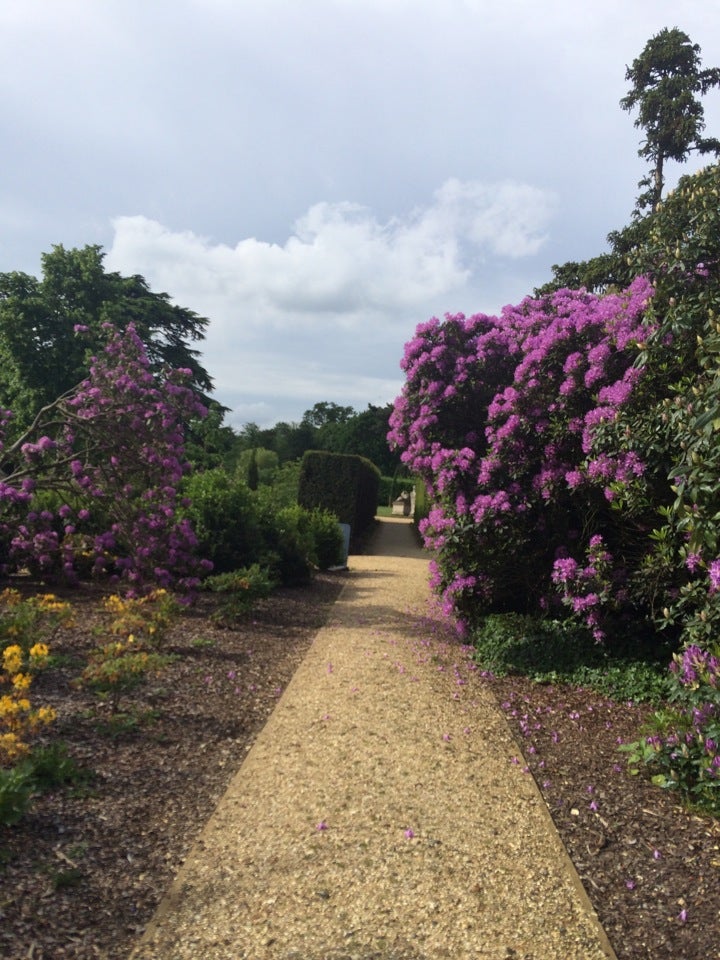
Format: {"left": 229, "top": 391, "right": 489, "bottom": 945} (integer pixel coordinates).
{"left": 2, "top": 0, "right": 719, "bottom": 429}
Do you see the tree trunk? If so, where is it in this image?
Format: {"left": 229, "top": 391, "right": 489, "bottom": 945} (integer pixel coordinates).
{"left": 652, "top": 154, "right": 664, "bottom": 211}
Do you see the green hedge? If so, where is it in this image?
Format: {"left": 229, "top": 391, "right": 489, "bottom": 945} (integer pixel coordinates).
{"left": 413, "top": 478, "right": 429, "bottom": 524}
{"left": 180, "top": 468, "right": 344, "bottom": 583}
{"left": 298, "top": 451, "right": 380, "bottom": 541}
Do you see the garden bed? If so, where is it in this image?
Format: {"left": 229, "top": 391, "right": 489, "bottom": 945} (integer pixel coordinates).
{"left": 0, "top": 575, "right": 718, "bottom": 960}
{"left": 0, "top": 574, "right": 345, "bottom": 959}
{"left": 490, "top": 674, "right": 720, "bottom": 960}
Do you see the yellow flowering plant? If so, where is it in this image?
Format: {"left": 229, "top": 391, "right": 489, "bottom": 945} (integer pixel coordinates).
{"left": 0, "top": 639, "right": 56, "bottom": 766}
{"left": 0, "top": 590, "right": 72, "bottom": 824}
{"left": 101, "top": 588, "right": 178, "bottom": 647}
{"left": 77, "top": 639, "right": 175, "bottom": 714}
{"left": 0, "top": 590, "right": 70, "bottom": 768}
{"left": 75, "top": 589, "right": 179, "bottom": 718}
{"left": 0, "top": 588, "right": 74, "bottom": 658}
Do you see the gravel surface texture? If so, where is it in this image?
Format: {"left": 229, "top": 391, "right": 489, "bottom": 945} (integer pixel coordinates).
{"left": 131, "top": 518, "right": 617, "bottom": 960}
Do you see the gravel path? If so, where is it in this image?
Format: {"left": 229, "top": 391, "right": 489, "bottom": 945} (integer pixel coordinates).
{"left": 130, "top": 518, "right": 617, "bottom": 960}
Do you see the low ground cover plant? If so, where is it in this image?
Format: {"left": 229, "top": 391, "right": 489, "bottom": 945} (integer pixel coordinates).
{"left": 621, "top": 643, "right": 720, "bottom": 814}
{"left": 205, "top": 563, "right": 277, "bottom": 624}
{"left": 471, "top": 612, "right": 672, "bottom": 705}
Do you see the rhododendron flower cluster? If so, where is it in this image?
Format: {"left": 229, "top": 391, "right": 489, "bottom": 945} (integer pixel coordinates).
{"left": 0, "top": 323, "right": 210, "bottom": 593}
{"left": 552, "top": 535, "right": 623, "bottom": 642}
{"left": 389, "top": 277, "right": 654, "bottom": 632}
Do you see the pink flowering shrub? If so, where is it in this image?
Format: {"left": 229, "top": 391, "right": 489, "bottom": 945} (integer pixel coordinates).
{"left": 551, "top": 535, "right": 621, "bottom": 642}
{"left": 0, "top": 323, "right": 210, "bottom": 593}
{"left": 389, "top": 277, "right": 655, "bottom": 635}
{"left": 585, "top": 168, "right": 720, "bottom": 655}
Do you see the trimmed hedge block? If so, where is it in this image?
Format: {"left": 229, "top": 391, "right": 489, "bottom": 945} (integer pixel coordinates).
{"left": 298, "top": 451, "right": 380, "bottom": 540}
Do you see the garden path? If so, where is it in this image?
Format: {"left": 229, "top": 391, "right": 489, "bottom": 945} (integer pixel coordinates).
{"left": 130, "top": 517, "right": 618, "bottom": 960}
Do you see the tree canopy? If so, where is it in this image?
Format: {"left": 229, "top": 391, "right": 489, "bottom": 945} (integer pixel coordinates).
{"left": 621, "top": 27, "right": 720, "bottom": 211}
{"left": 539, "top": 28, "right": 720, "bottom": 298}
{"left": 0, "top": 245, "right": 214, "bottom": 435}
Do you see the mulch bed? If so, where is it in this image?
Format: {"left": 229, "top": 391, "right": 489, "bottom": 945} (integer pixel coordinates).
{"left": 489, "top": 675, "right": 720, "bottom": 960}
{"left": 1, "top": 574, "right": 718, "bottom": 960}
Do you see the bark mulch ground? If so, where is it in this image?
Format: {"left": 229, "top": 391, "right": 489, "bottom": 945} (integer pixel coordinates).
{"left": 0, "top": 573, "right": 718, "bottom": 960}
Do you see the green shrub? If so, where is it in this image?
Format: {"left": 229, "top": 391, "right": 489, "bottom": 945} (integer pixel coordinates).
{"left": 180, "top": 468, "right": 264, "bottom": 574}
{"left": 298, "top": 450, "right": 380, "bottom": 542}
{"left": 0, "top": 765, "right": 35, "bottom": 827}
{"left": 263, "top": 503, "right": 315, "bottom": 585}
{"left": 270, "top": 460, "right": 302, "bottom": 507}
{"left": 183, "top": 466, "right": 345, "bottom": 586}
{"left": 236, "top": 447, "right": 279, "bottom": 487}
{"left": 308, "top": 509, "right": 345, "bottom": 569}
{"left": 472, "top": 613, "right": 670, "bottom": 703}
{"left": 205, "top": 563, "right": 277, "bottom": 623}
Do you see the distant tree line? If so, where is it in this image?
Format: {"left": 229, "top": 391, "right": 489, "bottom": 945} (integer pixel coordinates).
{"left": 231, "top": 401, "right": 403, "bottom": 479}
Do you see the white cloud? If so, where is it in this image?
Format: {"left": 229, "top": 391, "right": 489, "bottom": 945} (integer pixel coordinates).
{"left": 426, "top": 179, "right": 553, "bottom": 258}
{"left": 108, "top": 178, "right": 553, "bottom": 322}
{"left": 105, "top": 178, "right": 554, "bottom": 427}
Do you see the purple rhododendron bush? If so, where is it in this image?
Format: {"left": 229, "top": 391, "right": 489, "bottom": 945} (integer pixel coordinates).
{"left": 390, "top": 164, "right": 720, "bottom": 813}
{"left": 0, "top": 321, "right": 211, "bottom": 595}
{"left": 389, "top": 277, "right": 653, "bottom": 634}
